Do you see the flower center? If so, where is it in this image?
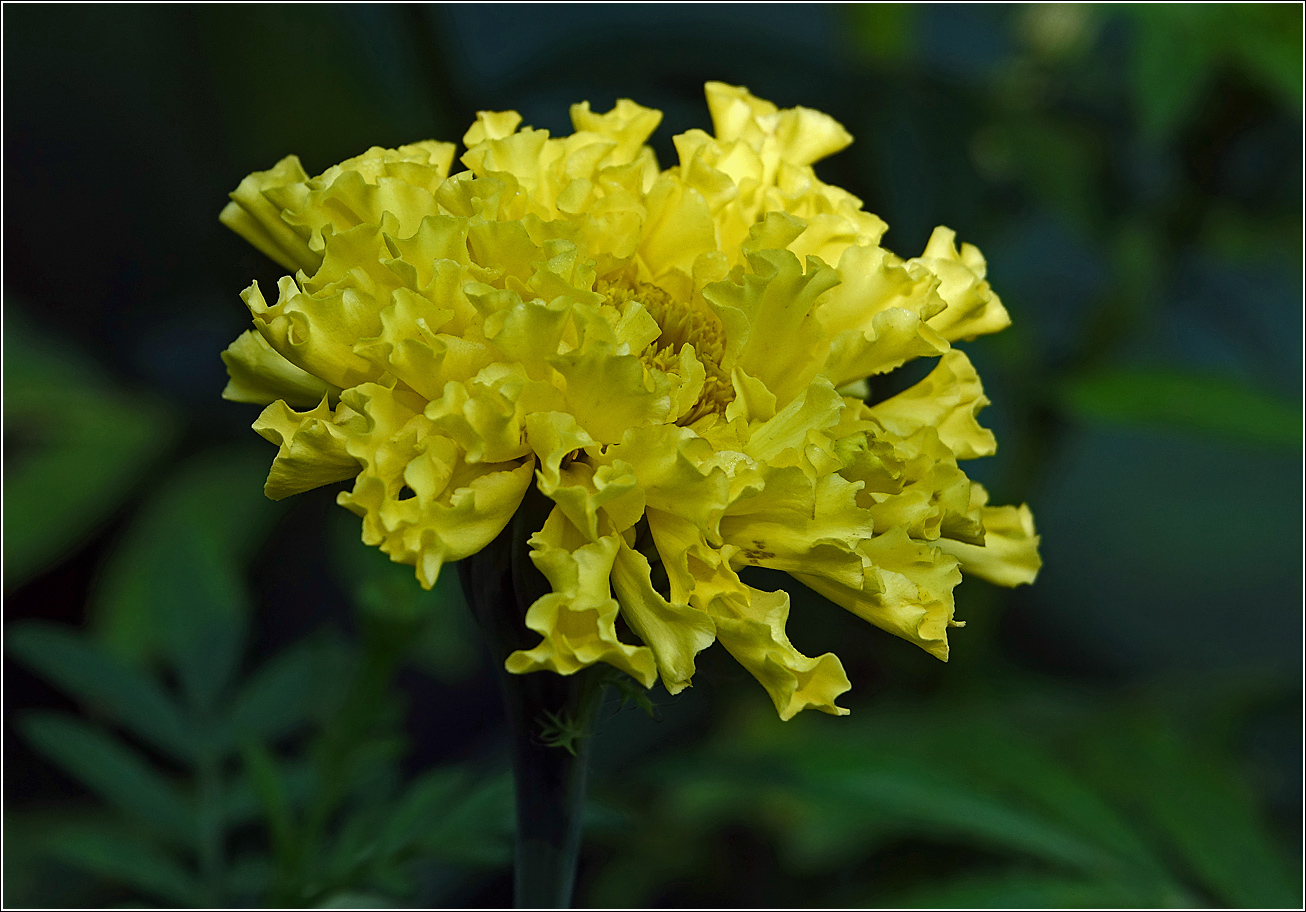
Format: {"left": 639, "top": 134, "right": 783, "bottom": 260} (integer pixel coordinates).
{"left": 597, "top": 276, "right": 735, "bottom": 423}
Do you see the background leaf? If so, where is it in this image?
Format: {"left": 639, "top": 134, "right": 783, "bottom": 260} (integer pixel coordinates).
{"left": 157, "top": 531, "right": 250, "bottom": 717}
{"left": 41, "top": 822, "right": 202, "bottom": 907}
{"left": 7, "top": 622, "right": 196, "bottom": 765}
{"left": 1082, "top": 713, "right": 1300, "bottom": 908}
{"left": 89, "top": 446, "right": 284, "bottom": 664}
{"left": 225, "top": 634, "right": 350, "bottom": 748}
{"left": 20, "top": 712, "right": 195, "bottom": 844}
{"left": 2, "top": 308, "right": 179, "bottom": 588}
{"left": 1060, "top": 367, "right": 1302, "bottom": 447}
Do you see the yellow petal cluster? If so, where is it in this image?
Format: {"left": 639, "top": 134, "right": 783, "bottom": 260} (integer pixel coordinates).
{"left": 221, "top": 82, "right": 1040, "bottom": 719}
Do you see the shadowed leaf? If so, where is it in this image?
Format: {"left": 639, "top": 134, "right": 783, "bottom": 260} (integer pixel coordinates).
{"left": 41, "top": 823, "right": 201, "bottom": 907}
{"left": 2, "top": 309, "right": 178, "bottom": 588}
{"left": 7, "top": 622, "right": 195, "bottom": 765}
{"left": 21, "top": 712, "right": 195, "bottom": 843}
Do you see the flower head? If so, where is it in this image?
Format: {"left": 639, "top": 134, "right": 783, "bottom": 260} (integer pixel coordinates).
{"left": 221, "top": 83, "right": 1040, "bottom": 719}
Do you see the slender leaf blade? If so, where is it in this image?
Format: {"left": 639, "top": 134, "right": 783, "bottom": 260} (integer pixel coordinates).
{"left": 20, "top": 712, "right": 195, "bottom": 843}
{"left": 1061, "top": 367, "right": 1301, "bottom": 447}
{"left": 41, "top": 822, "right": 201, "bottom": 907}
{"left": 7, "top": 621, "right": 195, "bottom": 764}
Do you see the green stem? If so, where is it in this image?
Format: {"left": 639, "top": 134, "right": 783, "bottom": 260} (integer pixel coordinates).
{"left": 500, "top": 657, "right": 603, "bottom": 907}
{"left": 460, "top": 486, "right": 602, "bottom": 908}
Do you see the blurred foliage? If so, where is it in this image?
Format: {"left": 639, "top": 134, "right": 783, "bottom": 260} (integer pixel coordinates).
{"left": 583, "top": 686, "right": 1299, "bottom": 908}
{"left": 4, "top": 3, "right": 1301, "bottom": 909}
{"left": 8, "top": 500, "right": 513, "bottom": 906}
{"left": 3, "top": 309, "right": 180, "bottom": 589}
{"left": 1061, "top": 366, "right": 1302, "bottom": 448}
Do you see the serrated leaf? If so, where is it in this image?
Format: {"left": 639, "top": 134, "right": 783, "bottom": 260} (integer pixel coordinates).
{"left": 41, "top": 823, "right": 201, "bottom": 907}
{"left": 21, "top": 712, "right": 194, "bottom": 843}
{"left": 2, "top": 308, "right": 179, "bottom": 588}
{"left": 1061, "top": 367, "right": 1301, "bottom": 447}
{"left": 7, "top": 622, "right": 195, "bottom": 765}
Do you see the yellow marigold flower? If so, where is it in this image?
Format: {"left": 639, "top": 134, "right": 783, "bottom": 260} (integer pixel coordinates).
{"left": 220, "top": 82, "right": 1040, "bottom": 720}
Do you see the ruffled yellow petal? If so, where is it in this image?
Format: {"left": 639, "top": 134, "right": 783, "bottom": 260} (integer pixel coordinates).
{"left": 816, "top": 244, "right": 950, "bottom": 387}
{"left": 252, "top": 396, "right": 362, "bottom": 499}
{"left": 506, "top": 508, "right": 658, "bottom": 685}
{"left": 221, "top": 329, "right": 341, "bottom": 407}
{"left": 336, "top": 384, "right": 534, "bottom": 588}
{"left": 867, "top": 349, "right": 997, "bottom": 460}
{"left": 601, "top": 424, "right": 730, "bottom": 536}
{"left": 913, "top": 227, "right": 1011, "bottom": 342}
{"left": 609, "top": 537, "right": 715, "bottom": 694}
{"left": 569, "top": 98, "right": 663, "bottom": 166}
{"left": 541, "top": 458, "right": 646, "bottom": 544}
{"left": 796, "top": 527, "right": 963, "bottom": 660}
{"left": 645, "top": 509, "right": 850, "bottom": 718}
{"left": 547, "top": 307, "right": 672, "bottom": 443}
{"left": 720, "top": 463, "right": 868, "bottom": 589}
{"left": 703, "top": 243, "right": 837, "bottom": 407}
{"left": 704, "top": 81, "right": 852, "bottom": 168}
{"left": 933, "top": 483, "right": 1042, "bottom": 587}
{"left": 219, "top": 155, "right": 317, "bottom": 273}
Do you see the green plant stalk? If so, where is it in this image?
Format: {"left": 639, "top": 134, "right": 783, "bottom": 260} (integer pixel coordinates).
{"left": 499, "top": 650, "right": 604, "bottom": 907}
{"left": 460, "top": 486, "right": 602, "bottom": 908}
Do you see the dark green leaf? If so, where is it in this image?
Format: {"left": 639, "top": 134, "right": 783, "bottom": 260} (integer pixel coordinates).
{"left": 1128, "top": 7, "right": 1216, "bottom": 144}
{"left": 376, "top": 767, "right": 467, "bottom": 859}
{"left": 224, "top": 758, "right": 314, "bottom": 829}
{"left": 225, "top": 854, "right": 274, "bottom": 903}
{"left": 239, "top": 741, "right": 295, "bottom": 862}
{"left": 848, "top": 3, "right": 917, "bottom": 65}
{"left": 788, "top": 759, "right": 1118, "bottom": 874}
{"left": 415, "top": 772, "right": 514, "bottom": 867}
{"left": 1109, "top": 718, "right": 1299, "bottom": 908}
{"left": 41, "top": 823, "right": 201, "bottom": 907}
{"left": 20, "top": 712, "right": 195, "bottom": 843}
{"left": 938, "top": 724, "right": 1179, "bottom": 892}
{"left": 226, "top": 636, "right": 343, "bottom": 747}
{"left": 90, "top": 446, "right": 284, "bottom": 663}
{"left": 1004, "top": 118, "right": 1103, "bottom": 230}
{"left": 7, "top": 622, "right": 195, "bottom": 764}
{"left": 2, "top": 309, "right": 178, "bottom": 588}
{"left": 1060, "top": 368, "right": 1301, "bottom": 447}
{"left": 316, "top": 891, "right": 398, "bottom": 909}
{"left": 158, "top": 530, "right": 250, "bottom": 716}
{"left": 1223, "top": 4, "right": 1304, "bottom": 108}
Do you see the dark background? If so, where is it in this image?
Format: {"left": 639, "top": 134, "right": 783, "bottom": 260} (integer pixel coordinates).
{"left": 4, "top": 4, "right": 1302, "bottom": 908}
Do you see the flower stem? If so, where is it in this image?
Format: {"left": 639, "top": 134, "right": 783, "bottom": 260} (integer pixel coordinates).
{"left": 499, "top": 661, "right": 604, "bottom": 907}
{"left": 459, "top": 486, "right": 602, "bottom": 908}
